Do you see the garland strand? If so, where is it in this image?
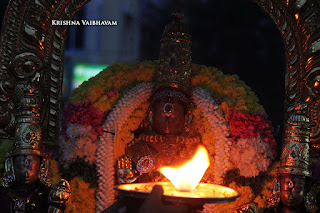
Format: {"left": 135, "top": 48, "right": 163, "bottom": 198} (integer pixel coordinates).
{"left": 95, "top": 82, "right": 153, "bottom": 212}
{"left": 54, "top": 62, "right": 276, "bottom": 213}
{"left": 192, "top": 87, "right": 232, "bottom": 184}
{"left": 95, "top": 84, "right": 270, "bottom": 212}
{"left": 96, "top": 85, "right": 234, "bottom": 212}
{"left": 192, "top": 87, "right": 233, "bottom": 213}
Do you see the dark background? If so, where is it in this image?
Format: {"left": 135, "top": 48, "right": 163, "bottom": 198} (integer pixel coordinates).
{"left": 0, "top": 0, "right": 286, "bottom": 150}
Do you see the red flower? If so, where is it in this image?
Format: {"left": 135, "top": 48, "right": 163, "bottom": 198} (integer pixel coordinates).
{"left": 228, "top": 108, "right": 277, "bottom": 157}
{"left": 61, "top": 103, "right": 107, "bottom": 136}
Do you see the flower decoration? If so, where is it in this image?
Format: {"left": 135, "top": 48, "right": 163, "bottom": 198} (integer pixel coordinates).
{"left": 228, "top": 108, "right": 277, "bottom": 157}
{"left": 59, "top": 124, "right": 98, "bottom": 166}
{"left": 190, "top": 64, "right": 264, "bottom": 113}
{"left": 61, "top": 103, "right": 105, "bottom": 136}
{"left": 253, "top": 161, "right": 279, "bottom": 211}
{"left": 229, "top": 137, "right": 272, "bottom": 177}
{"left": 96, "top": 82, "right": 152, "bottom": 211}
{"left": 65, "top": 177, "right": 96, "bottom": 213}
{"left": 192, "top": 87, "right": 232, "bottom": 184}
{"left": 56, "top": 61, "right": 277, "bottom": 212}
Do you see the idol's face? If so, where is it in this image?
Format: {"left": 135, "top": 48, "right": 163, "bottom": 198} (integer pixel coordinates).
{"left": 14, "top": 155, "right": 41, "bottom": 185}
{"left": 280, "top": 174, "right": 306, "bottom": 207}
{"left": 153, "top": 98, "right": 185, "bottom": 135}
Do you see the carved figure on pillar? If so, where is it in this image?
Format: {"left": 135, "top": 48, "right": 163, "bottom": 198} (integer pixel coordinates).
{"left": 0, "top": 88, "right": 71, "bottom": 213}
{"left": 265, "top": 102, "right": 311, "bottom": 212}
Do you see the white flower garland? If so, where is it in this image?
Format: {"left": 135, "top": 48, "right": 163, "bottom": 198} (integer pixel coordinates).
{"left": 192, "top": 87, "right": 232, "bottom": 184}
{"left": 229, "top": 137, "right": 272, "bottom": 177}
{"left": 95, "top": 85, "right": 233, "bottom": 212}
{"left": 192, "top": 87, "right": 233, "bottom": 213}
{"left": 95, "top": 82, "right": 153, "bottom": 212}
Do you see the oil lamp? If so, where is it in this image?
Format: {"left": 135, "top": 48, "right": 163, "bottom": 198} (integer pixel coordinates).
{"left": 160, "top": 145, "right": 210, "bottom": 192}
{"left": 115, "top": 145, "right": 240, "bottom": 209}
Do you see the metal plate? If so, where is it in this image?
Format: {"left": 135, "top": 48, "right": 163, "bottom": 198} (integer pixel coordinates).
{"left": 115, "top": 182, "right": 241, "bottom": 206}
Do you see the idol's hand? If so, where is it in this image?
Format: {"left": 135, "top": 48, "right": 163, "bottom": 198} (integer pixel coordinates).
{"left": 139, "top": 185, "right": 188, "bottom": 213}
{"left": 116, "top": 155, "right": 137, "bottom": 184}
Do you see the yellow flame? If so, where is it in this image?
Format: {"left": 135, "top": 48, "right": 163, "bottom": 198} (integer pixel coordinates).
{"left": 160, "top": 145, "right": 210, "bottom": 192}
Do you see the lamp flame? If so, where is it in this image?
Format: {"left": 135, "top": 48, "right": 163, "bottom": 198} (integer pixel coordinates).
{"left": 160, "top": 145, "right": 210, "bottom": 192}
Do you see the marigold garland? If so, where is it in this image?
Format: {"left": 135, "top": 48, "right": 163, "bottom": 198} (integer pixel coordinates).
{"left": 57, "top": 61, "right": 277, "bottom": 212}
{"left": 67, "top": 61, "right": 264, "bottom": 114}
{"left": 65, "top": 177, "right": 96, "bottom": 213}
{"left": 69, "top": 62, "right": 154, "bottom": 106}
{"left": 190, "top": 64, "right": 264, "bottom": 113}
{"left": 94, "top": 84, "right": 275, "bottom": 211}
{"left": 253, "top": 161, "right": 279, "bottom": 212}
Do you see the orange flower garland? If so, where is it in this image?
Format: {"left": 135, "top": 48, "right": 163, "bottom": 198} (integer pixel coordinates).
{"left": 57, "top": 61, "right": 276, "bottom": 212}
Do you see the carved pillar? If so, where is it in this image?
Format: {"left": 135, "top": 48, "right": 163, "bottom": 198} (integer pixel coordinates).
{"left": 0, "top": 0, "right": 91, "bottom": 145}
{"left": 251, "top": 0, "right": 320, "bottom": 162}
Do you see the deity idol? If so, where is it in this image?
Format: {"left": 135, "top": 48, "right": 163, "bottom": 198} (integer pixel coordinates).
{"left": 94, "top": 8, "right": 276, "bottom": 213}
{"left": 265, "top": 103, "right": 318, "bottom": 213}
{"left": 0, "top": 88, "right": 71, "bottom": 213}
{"left": 116, "top": 10, "right": 201, "bottom": 185}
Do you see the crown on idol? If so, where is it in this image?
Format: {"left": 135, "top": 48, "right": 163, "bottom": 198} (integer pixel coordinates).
{"left": 151, "top": 8, "right": 192, "bottom": 105}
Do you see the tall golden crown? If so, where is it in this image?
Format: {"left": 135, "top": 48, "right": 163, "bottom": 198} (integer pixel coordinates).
{"left": 278, "top": 102, "right": 311, "bottom": 176}
{"left": 12, "top": 87, "right": 43, "bottom": 156}
{"left": 151, "top": 9, "right": 192, "bottom": 104}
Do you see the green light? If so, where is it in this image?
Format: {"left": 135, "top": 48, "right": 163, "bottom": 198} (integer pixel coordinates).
{"left": 73, "top": 64, "right": 108, "bottom": 88}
